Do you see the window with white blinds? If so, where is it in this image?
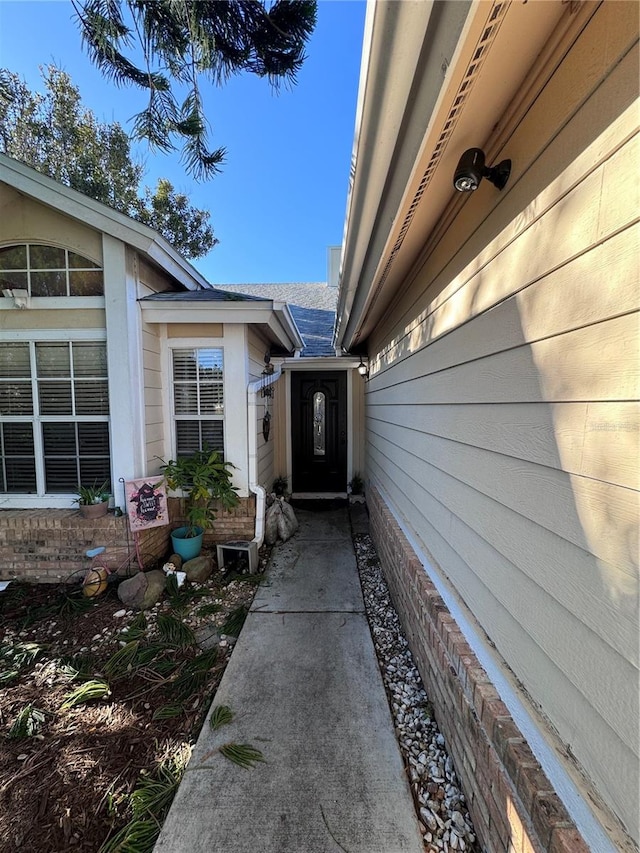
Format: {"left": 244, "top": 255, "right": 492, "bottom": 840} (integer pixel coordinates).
{"left": 0, "top": 341, "right": 110, "bottom": 494}
{"left": 172, "top": 348, "right": 224, "bottom": 456}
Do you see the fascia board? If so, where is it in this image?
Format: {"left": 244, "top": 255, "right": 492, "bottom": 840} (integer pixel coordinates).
{"left": 279, "top": 356, "right": 361, "bottom": 370}
{"left": 339, "top": 0, "right": 475, "bottom": 350}
{"left": 140, "top": 299, "right": 303, "bottom": 353}
{"left": 335, "top": 0, "right": 438, "bottom": 347}
{"left": 338, "top": 0, "right": 569, "bottom": 351}
{"left": 0, "top": 154, "right": 206, "bottom": 292}
{"left": 139, "top": 301, "right": 275, "bottom": 325}
{"left": 272, "top": 301, "right": 305, "bottom": 351}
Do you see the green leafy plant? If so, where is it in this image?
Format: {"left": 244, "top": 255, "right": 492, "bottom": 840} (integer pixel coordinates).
{"left": 168, "top": 668, "right": 209, "bottom": 702}
{"left": 99, "top": 748, "right": 190, "bottom": 853}
{"left": 160, "top": 448, "right": 240, "bottom": 538}
{"left": 103, "top": 641, "right": 143, "bottom": 679}
{"left": 121, "top": 612, "right": 148, "bottom": 642}
{"left": 8, "top": 704, "right": 45, "bottom": 739}
{"left": 221, "top": 605, "right": 248, "bottom": 638}
{"left": 196, "top": 602, "right": 222, "bottom": 618}
{"left": 152, "top": 704, "right": 185, "bottom": 721}
{"left": 1, "top": 640, "right": 44, "bottom": 670}
{"left": 74, "top": 479, "right": 110, "bottom": 506}
{"left": 272, "top": 475, "right": 289, "bottom": 496}
{"left": 348, "top": 473, "right": 364, "bottom": 495}
{"left": 165, "top": 573, "right": 208, "bottom": 609}
{"left": 156, "top": 615, "right": 196, "bottom": 649}
{"left": 209, "top": 704, "right": 233, "bottom": 731}
{"left": 219, "top": 742, "right": 265, "bottom": 769}
{"left": 187, "top": 649, "right": 219, "bottom": 673}
{"left": 61, "top": 679, "right": 111, "bottom": 710}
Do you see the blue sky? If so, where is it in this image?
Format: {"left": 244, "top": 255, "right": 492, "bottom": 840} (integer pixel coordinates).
{"left": 0, "top": 0, "right": 366, "bottom": 284}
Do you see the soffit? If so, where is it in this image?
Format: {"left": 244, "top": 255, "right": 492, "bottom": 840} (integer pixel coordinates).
{"left": 340, "top": 0, "right": 573, "bottom": 350}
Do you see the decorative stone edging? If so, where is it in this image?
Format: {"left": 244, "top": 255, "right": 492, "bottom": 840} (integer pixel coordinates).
{"left": 367, "top": 486, "right": 590, "bottom": 853}
{"left": 354, "top": 531, "right": 478, "bottom": 852}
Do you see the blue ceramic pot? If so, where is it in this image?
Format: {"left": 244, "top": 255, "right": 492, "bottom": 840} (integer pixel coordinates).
{"left": 170, "top": 526, "right": 204, "bottom": 561}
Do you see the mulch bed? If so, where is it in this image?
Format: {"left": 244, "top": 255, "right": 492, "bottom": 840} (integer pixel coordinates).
{"left": 0, "top": 551, "right": 268, "bottom": 852}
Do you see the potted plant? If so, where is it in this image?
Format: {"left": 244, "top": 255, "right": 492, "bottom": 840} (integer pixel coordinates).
{"left": 74, "top": 480, "right": 110, "bottom": 519}
{"left": 272, "top": 475, "right": 289, "bottom": 497}
{"left": 160, "top": 449, "right": 240, "bottom": 560}
{"left": 348, "top": 473, "right": 365, "bottom": 504}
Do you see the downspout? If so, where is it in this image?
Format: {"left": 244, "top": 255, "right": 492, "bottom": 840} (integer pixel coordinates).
{"left": 247, "top": 368, "right": 282, "bottom": 548}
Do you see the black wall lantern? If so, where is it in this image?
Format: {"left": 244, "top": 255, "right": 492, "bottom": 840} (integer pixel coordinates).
{"left": 261, "top": 351, "right": 274, "bottom": 441}
{"left": 453, "top": 148, "right": 511, "bottom": 193}
{"left": 357, "top": 357, "right": 369, "bottom": 379}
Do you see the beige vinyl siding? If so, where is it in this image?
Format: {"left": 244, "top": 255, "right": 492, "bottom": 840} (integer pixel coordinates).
{"left": 143, "top": 323, "right": 164, "bottom": 472}
{"left": 248, "top": 328, "right": 276, "bottom": 491}
{"left": 167, "top": 323, "right": 223, "bottom": 338}
{"left": 0, "top": 184, "right": 103, "bottom": 264}
{"left": 4, "top": 309, "right": 105, "bottom": 330}
{"left": 366, "top": 3, "right": 639, "bottom": 838}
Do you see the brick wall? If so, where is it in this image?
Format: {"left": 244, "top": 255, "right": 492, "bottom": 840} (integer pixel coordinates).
{"left": 368, "top": 486, "right": 589, "bottom": 853}
{"left": 0, "top": 496, "right": 256, "bottom": 583}
{"left": 167, "top": 496, "right": 256, "bottom": 549}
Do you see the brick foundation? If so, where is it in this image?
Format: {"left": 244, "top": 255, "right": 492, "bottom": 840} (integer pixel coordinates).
{"left": 0, "top": 496, "right": 256, "bottom": 583}
{"left": 368, "top": 486, "right": 589, "bottom": 853}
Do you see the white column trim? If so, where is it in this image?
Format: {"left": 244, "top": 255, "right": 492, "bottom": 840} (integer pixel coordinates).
{"left": 103, "top": 237, "right": 145, "bottom": 482}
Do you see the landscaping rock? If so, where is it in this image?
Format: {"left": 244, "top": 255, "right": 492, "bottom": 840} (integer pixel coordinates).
{"left": 183, "top": 555, "right": 213, "bottom": 583}
{"left": 117, "top": 570, "right": 166, "bottom": 610}
{"left": 167, "top": 553, "right": 183, "bottom": 570}
{"left": 193, "top": 622, "right": 220, "bottom": 651}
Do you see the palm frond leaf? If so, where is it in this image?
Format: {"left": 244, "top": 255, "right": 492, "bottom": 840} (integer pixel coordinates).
{"left": 220, "top": 742, "right": 265, "bottom": 769}
{"left": 156, "top": 614, "right": 195, "bottom": 648}
{"left": 8, "top": 704, "right": 45, "bottom": 739}
{"left": 209, "top": 704, "right": 233, "bottom": 730}
{"left": 61, "top": 679, "right": 111, "bottom": 710}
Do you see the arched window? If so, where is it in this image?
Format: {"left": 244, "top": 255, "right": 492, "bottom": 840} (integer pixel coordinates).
{"left": 0, "top": 244, "right": 103, "bottom": 297}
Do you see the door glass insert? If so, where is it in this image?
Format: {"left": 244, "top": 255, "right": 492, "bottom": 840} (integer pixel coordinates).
{"left": 313, "top": 391, "right": 325, "bottom": 456}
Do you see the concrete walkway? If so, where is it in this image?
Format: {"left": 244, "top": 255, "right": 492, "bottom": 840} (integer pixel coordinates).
{"left": 156, "top": 507, "right": 424, "bottom": 853}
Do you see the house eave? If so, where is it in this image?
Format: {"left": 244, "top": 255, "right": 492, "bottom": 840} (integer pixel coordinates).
{"left": 139, "top": 299, "right": 304, "bottom": 353}
{"left": 0, "top": 153, "right": 209, "bottom": 292}
{"left": 336, "top": 0, "right": 572, "bottom": 352}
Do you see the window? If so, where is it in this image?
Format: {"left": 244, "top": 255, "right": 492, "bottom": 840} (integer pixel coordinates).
{"left": 172, "top": 348, "right": 224, "bottom": 456}
{"left": 313, "top": 391, "right": 326, "bottom": 456}
{"left": 0, "top": 244, "right": 103, "bottom": 297}
{"left": 0, "top": 342, "right": 110, "bottom": 494}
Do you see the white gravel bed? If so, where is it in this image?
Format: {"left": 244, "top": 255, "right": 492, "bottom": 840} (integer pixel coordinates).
{"left": 354, "top": 534, "right": 479, "bottom": 853}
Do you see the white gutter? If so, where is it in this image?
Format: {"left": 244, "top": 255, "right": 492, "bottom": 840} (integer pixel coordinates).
{"left": 247, "top": 368, "right": 282, "bottom": 548}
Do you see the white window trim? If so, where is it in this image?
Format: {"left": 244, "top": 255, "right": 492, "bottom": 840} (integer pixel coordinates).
{"left": 0, "top": 331, "right": 110, "bottom": 507}
{"left": 0, "top": 297, "right": 105, "bottom": 311}
{"left": 165, "top": 338, "right": 226, "bottom": 461}
{"left": 163, "top": 330, "right": 249, "bottom": 496}
{"left": 167, "top": 338, "right": 227, "bottom": 459}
